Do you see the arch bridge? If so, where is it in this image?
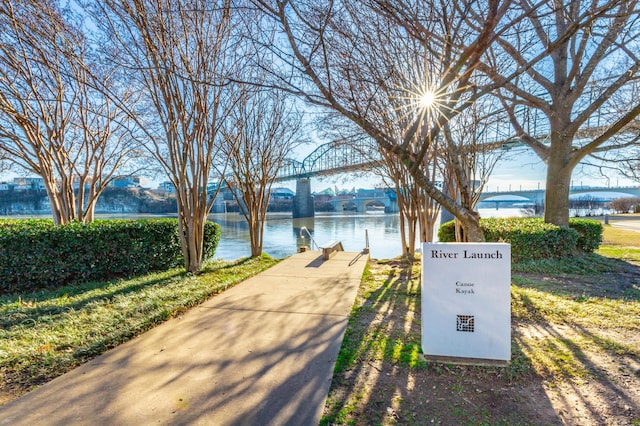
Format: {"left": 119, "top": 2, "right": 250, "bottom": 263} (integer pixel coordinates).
{"left": 479, "top": 186, "right": 640, "bottom": 209}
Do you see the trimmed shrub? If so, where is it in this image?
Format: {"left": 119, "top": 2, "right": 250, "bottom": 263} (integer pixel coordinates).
{"left": 0, "top": 218, "right": 221, "bottom": 294}
{"left": 437, "top": 220, "right": 456, "bottom": 243}
{"left": 568, "top": 218, "right": 602, "bottom": 253}
{"left": 438, "top": 218, "right": 581, "bottom": 263}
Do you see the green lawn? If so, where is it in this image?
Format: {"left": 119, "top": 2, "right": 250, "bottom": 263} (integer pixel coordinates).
{"left": 0, "top": 254, "right": 278, "bottom": 399}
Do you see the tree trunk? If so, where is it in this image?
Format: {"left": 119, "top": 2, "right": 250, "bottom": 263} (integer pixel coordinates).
{"left": 544, "top": 155, "right": 573, "bottom": 227}
{"left": 461, "top": 216, "right": 485, "bottom": 242}
{"left": 544, "top": 127, "right": 576, "bottom": 227}
{"left": 249, "top": 214, "right": 263, "bottom": 257}
{"left": 186, "top": 218, "right": 205, "bottom": 273}
{"left": 178, "top": 206, "right": 206, "bottom": 273}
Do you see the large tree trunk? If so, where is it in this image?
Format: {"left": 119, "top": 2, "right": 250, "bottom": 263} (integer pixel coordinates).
{"left": 544, "top": 155, "right": 573, "bottom": 227}
{"left": 544, "top": 126, "right": 576, "bottom": 227}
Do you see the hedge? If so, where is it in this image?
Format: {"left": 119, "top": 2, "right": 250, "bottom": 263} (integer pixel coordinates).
{"left": 568, "top": 218, "right": 603, "bottom": 253}
{"left": 0, "top": 218, "right": 221, "bottom": 294}
{"left": 437, "top": 217, "right": 602, "bottom": 263}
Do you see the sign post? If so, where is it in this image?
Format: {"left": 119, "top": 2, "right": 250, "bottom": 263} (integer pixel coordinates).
{"left": 421, "top": 242, "right": 511, "bottom": 363}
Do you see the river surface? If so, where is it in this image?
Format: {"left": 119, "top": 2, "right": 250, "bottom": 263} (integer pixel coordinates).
{"left": 1, "top": 208, "right": 527, "bottom": 261}
{"left": 211, "top": 208, "right": 526, "bottom": 260}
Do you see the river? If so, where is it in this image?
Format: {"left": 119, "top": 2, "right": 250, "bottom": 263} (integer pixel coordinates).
{"left": 1, "top": 208, "right": 528, "bottom": 261}
{"left": 211, "top": 207, "right": 527, "bottom": 260}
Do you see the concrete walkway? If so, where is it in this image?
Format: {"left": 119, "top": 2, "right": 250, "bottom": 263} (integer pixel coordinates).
{"left": 0, "top": 250, "right": 369, "bottom": 426}
{"left": 605, "top": 215, "right": 640, "bottom": 234}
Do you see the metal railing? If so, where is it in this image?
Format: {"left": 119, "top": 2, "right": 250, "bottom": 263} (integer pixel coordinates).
{"left": 364, "top": 229, "right": 370, "bottom": 254}
{"left": 299, "top": 226, "right": 319, "bottom": 251}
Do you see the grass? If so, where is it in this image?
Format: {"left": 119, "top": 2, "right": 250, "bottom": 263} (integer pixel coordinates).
{"left": 2, "top": 224, "right": 639, "bottom": 423}
{"left": 0, "top": 254, "right": 278, "bottom": 398}
{"left": 321, "top": 225, "right": 640, "bottom": 425}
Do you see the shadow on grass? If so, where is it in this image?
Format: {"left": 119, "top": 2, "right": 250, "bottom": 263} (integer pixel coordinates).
{"left": 0, "top": 256, "right": 276, "bottom": 400}
{"left": 511, "top": 256, "right": 640, "bottom": 424}
{"left": 512, "top": 318, "right": 640, "bottom": 425}
{"left": 322, "top": 259, "right": 561, "bottom": 425}
{"left": 0, "top": 256, "right": 262, "bottom": 331}
{"left": 513, "top": 253, "right": 640, "bottom": 301}
{"left": 0, "top": 270, "right": 186, "bottom": 330}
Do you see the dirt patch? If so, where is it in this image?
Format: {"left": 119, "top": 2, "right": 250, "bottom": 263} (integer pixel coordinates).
{"left": 322, "top": 258, "right": 640, "bottom": 425}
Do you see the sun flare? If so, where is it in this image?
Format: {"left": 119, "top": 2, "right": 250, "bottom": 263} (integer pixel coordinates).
{"left": 419, "top": 91, "right": 435, "bottom": 109}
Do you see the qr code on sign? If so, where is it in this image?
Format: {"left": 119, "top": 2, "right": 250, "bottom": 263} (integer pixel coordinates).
{"left": 456, "top": 315, "right": 475, "bottom": 332}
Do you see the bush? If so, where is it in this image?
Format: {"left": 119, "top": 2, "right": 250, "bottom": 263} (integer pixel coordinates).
{"left": 437, "top": 220, "right": 456, "bottom": 243}
{"left": 568, "top": 218, "right": 602, "bottom": 253}
{"left": 438, "top": 218, "right": 584, "bottom": 263}
{"left": 0, "top": 218, "right": 221, "bottom": 294}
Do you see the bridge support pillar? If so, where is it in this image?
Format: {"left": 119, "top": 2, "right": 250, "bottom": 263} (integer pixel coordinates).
{"left": 384, "top": 200, "right": 399, "bottom": 213}
{"left": 293, "top": 178, "right": 315, "bottom": 218}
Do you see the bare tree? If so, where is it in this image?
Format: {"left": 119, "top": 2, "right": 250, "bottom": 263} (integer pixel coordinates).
{"left": 484, "top": 0, "right": 640, "bottom": 226}
{"left": 252, "top": 0, "right": 511, "bottom": 241}
{"left": 222, "top": 87, "right": 303, "bottom": 257}
{"left": 91, "top": 0, "right": 241, "bottom": 271}
{"left": 442, "top": 101, "right": 506, "bottom": 240}
{"left": 377, "top": 145, "right": 441, "bottom": 256}
{"left": 0, "top": 0, "right": 139, "bottom": 224}
{"left": 610, "top": 196, "right": 640, "bottom": 213}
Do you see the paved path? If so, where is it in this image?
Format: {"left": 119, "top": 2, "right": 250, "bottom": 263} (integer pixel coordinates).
{"left": 0, "top": 250, "right": 369, "bottom": 426}
{"left": 606, "top": 215, "right": 640, "bottom": 234}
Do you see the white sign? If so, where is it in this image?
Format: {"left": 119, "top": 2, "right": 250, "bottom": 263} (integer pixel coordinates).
{"left": 422, "top": 242, "right": 511, "bottom": 362}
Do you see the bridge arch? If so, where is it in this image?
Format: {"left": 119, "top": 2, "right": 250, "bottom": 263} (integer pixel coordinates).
{"left": 479, "top": 194, "right": 535, "bottom": 209}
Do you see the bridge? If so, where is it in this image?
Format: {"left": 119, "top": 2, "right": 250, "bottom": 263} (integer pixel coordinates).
{"left": 329, "top": 188, "right": 399, "bottom": 213}
{"left": 276, "top": 138, "right": 380, "bottom": 181}
{"left": 479, "top": 186, "right": 640, "bottom": 209}
{"left": 276, "top": 85, "right": 639, "bottom": 217}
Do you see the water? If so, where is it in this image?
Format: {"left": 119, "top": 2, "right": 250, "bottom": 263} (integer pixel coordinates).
{"left": 211, "top": 211, "right": 404, "bottom": 260}
{"left": 1, "top": 208, "right": 527, "bottom": 261}
{"left": 211, "top": 207, "right": 526, "bottom": 260}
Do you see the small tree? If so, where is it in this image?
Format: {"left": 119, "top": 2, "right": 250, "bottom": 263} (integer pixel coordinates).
{"left": 92, "top": 0, "right": 241, "bottom": 271}
{"left": 610, "top": 197, "right": 640, "bottom": 213}
{"left": 0, "top": 1, "right": 139, "bottom": 224}
{"left": 441, "top": 101, "right": 506, "bottom": 241}
{"left": 222, "top": 87, "right": 303, "bottom": 257}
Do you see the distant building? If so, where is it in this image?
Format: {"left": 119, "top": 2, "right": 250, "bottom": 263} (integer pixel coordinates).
{"left": 110, "top": 176, "right": 145, "bottom": 188}
{"left": 12, "top": 177, "right": 45, "bottom": 191}
{"left": 0, "top": 182, "right": 10, "bottom": 191}
{"left": 271, "top": 187, "right": 294, "bottom": 200}
{"left": 158, "top": 181, "right": 176, "bottom": 193}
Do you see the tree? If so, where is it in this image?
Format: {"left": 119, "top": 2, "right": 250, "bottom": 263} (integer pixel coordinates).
{"left": 222, "top": 87, "right": 303, "bottom": 257}
{"left": 484, "top": 0, "right": 640, "bottom": 226}
{"left": 0, "top": 0, "right": 139, "bottom": 224}
{"left": 378, "top": 145, "right": 441, "bottom": 255}
{"left": 91, "top": 0, "right": 241, "bottom": 271}
{"left": 610, "top": 196, "right": 640, "bottom": 213}
{"left": 441, "top": 100, "right": 506, "bottom": 240}
{"left": 252, "top": 0, "right": 511, "bottom": 241}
